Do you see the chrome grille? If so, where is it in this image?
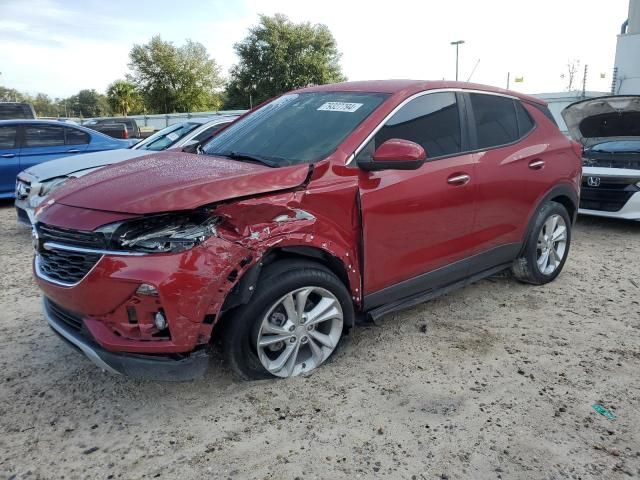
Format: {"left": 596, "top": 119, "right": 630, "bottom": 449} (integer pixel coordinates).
{"left": 37, "top": 224, "right": 106, "bottom": 249}
{"left": 36, "top": 223, "right": 105, "bottom": 285}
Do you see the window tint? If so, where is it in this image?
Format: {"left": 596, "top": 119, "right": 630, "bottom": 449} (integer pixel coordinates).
{"left": 24, "top": 125, "right": 65, "bottom": 147}
{"left": 65, "top": 127, "right": 89, "bottom": 145}
{"left": 0, "top": 126, "right": 17, "bottom": 148}
{"left": 469, "top": 93, "right": 518, "bottom": 149}
{"left": 370, "top": 92, "right": 462, "bottom": 159}
{"left": 515, "top": 102, "right": 535, "bottom": 136}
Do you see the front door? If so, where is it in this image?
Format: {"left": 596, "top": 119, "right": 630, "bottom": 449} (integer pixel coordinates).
{"left": 357, "top": 92, "right": 477, "bottom": 306}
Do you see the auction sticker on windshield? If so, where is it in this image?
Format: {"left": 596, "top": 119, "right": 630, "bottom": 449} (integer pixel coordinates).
{"left": 317, "top": 102, "right": 363, "bottom": 113}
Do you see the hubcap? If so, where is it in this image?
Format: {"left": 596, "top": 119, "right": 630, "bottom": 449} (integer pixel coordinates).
{"left": 256, "top": 286, "right": 344, "bottom": 378}
{"left": 536, "top": 214, "right": 567, "bottom": 275}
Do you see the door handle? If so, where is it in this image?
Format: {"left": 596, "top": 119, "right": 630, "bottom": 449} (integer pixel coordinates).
{"left": 528, "top": 159, "right": 545, "bottom": 170}
{"left": 1, "top": 153, "right": 16, "bottom": 158}
{"left": 447, "top": 173, "right": 471, "bottom": 185}
{"left": 67, "top": 149, "right": 80, "bottom": 154}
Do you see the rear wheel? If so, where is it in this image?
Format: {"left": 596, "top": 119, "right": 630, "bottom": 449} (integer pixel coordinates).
{"left": 222, "top": 260, "right": 354, "bottom": 380}
{"left": 512, "top": 201, "right": 571, "bottom": 285}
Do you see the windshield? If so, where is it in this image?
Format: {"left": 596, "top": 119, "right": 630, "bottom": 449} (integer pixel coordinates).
{"left": 202, "top": 92, "right": 389, "bottom": 166}
{"left": 588, "top": 140, "right": 640, "bottom": 153}
{"left": 133, "top": 122, "right": 201, "bottom": 151}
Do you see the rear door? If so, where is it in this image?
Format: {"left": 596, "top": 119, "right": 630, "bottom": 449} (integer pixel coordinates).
{"left": 19, "top": 123, "right": 75, "bottom": 171}
{"left": 64, "top": 126, "right": 91, "bottom": 153}
{"left": 358, "top": 91, "right": 477, "bottom": 305}
{"left": 0, "top": 124, "right": 21, "bottom": 197}
{"left": 465, "top": 92, "right": 550, "bottom": 257}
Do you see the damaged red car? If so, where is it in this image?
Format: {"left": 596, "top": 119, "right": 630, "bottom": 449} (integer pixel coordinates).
{"left": 33, "top": 80, "right": 581, "bottom": 380}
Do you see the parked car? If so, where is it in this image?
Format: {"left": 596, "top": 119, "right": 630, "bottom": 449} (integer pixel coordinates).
{"left": 83, "top": 117, "right": 141, "bottom": 140}
{"left": 562, "top": 95, "right": 640, "bottom": 220}
{"left": 0, "top": 119, "right": 129, "bottom": 199}
{"left": 15, "top": 115, "right": 237, "bottom": 225}
{"left": 33, "top": 80, "right": 581, "bottom": 381}
{"left": 0, "top": 102, "right": 36, "bottom": 120}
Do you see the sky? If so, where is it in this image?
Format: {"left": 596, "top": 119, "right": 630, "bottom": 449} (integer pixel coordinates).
{"left": 0, "top": 0, "right": 631, "bottom": 99}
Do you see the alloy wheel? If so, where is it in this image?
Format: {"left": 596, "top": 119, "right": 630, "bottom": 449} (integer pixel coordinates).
{"left": 256, "top": 286, "right": 343, "bottom": 378}
{"left": 536, "top": 214, "right": 568, "bottom": 275}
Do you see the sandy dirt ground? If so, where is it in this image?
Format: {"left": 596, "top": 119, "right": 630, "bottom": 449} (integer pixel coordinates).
{"left": 0, "top": 201, "right": 639, "bottom": 480}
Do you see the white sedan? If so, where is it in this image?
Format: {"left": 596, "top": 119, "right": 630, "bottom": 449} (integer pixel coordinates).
{"left": 15, "top": 115, "right": 238, "bottom": 226}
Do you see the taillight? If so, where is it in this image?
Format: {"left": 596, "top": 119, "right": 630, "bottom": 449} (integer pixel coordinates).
{"left": 571, "top": 140, "right": 582, "bottom": 159}
{"left": 123, "top": 129, "right": 129, "bottom": 139}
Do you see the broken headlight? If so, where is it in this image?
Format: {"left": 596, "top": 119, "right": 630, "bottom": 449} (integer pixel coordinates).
{"left": 99, "top": 213, "right": 220, "bottom": 253}
{"left": 39, "top": 177, "right": 70, "bottom": 197}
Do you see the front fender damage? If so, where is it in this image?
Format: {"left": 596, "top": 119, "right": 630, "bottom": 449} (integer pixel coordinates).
{"left": 206, "top": 189, "right": 362, "bottom": 323}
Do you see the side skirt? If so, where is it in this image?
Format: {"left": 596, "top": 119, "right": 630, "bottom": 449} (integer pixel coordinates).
{"left": 363, "top": 243, "right": 521, "bottom": 322}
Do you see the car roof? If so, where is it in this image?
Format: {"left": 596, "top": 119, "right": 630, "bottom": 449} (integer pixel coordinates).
{"left": 0, "top": 118, "right": 84, "bottom": 126}
{"left": 296, "top": 80, "right": 546, "bottom": 105}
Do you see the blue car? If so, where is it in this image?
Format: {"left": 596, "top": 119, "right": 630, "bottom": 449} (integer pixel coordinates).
{"left": 0, "top": 119, "right": 130, "bottom": 198}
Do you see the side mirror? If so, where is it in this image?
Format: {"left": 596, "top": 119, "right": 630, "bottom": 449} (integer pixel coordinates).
{"left": 358, "top": 139, "right": 426, "bottom": 171}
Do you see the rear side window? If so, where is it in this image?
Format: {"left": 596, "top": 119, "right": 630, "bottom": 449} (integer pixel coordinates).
{"left": 515, "top": 102, "right": 535, "bottom": 136}
{"left": 372, "top": 92, "right": 462, "bottom": 158}
{"left": 0, "top": 126, "right": 17, "bottom": 148}
{"left": 65, "top": 127, "right": 89, "bottom": 145}
{"left": 469, "top": 93, "right": 519, "bottom": 149}
{"left": 24, "top": 125, "right": 65, "bottom": 147}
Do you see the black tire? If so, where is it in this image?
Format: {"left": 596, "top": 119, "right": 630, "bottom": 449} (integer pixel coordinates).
{"left": 512, "top": 201, "right": 572, "bottom": 285}
{"left": 222, "top": 259, "right": 355, "bottom": 380}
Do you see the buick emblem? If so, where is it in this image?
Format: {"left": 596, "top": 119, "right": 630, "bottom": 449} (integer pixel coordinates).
{"left": 587, "top": 176, "right": 601, "bottom": 187}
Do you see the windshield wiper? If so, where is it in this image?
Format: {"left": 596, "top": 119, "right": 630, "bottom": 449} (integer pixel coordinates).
{"left": 210, "top": 150, "right": 280, "bottom": 168}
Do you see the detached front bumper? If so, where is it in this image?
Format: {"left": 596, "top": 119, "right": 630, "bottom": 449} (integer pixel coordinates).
{"left": 44, "top": 297, "right": 209, "bottom": 381}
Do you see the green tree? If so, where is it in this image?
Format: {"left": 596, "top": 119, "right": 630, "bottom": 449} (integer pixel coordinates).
{"left": 106, "top": 80, "right": 140, "bottom": 116}
{"left": 31, "top": 93, "right": 58, "bottom": 117}
{"left": 225, "top": 14, "right": 346, "bottom": 109}
{"left": 128, "top": 35, "right": 223, "bottom": 113}
{"left": 66, "top": 89, "right": 110, "bottom": 118}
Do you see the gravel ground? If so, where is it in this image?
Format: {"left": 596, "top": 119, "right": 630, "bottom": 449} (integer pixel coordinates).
{"left": 0, "top": 200, "right": 639, "bottom": 480}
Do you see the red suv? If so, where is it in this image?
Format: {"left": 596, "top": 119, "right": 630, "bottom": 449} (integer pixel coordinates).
{"left": 33, "top": 80, "right": 581, "bottom": 380}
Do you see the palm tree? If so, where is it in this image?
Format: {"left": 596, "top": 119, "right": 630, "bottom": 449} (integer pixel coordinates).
{"left": 106, "top": 80, "right": 139, "bottom": 116}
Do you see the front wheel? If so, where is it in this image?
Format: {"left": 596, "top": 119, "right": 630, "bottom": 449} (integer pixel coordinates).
{"left": 222, "top": 261, "right": 354, "bottom": 380}
{"left": 512, "top": 201, "right": 572, "bottom": 285}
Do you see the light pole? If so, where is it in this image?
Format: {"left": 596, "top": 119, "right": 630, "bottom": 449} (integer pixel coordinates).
{"left": 450, "top": 40, "right": 465, "bottom": 81}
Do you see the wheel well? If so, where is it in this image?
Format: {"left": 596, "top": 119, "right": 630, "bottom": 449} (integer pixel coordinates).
{"left": 214, "top": 246, "right": 354, "bottom": 339}
{"left": 219, "top": 246, "right": 351, "bottom": 314}
{"left": 265, "top": 246, "right": 351, "bottom": 290}
{"left": 550, "top": 194, "right": 577, "bottom": 223}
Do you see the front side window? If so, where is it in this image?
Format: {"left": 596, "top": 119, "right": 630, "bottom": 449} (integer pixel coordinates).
{"left": 356, "top": 92, "right": 462, "bottom": 163}
{"left": 24, "top": 125, "right": 65, "bottom": 148}
{"left": 469, "top": 93, "right": 519, "bottom": 149}
{"left": 65, "top": 127, "right": 89, "bottom": 145}
{"left": 0, "top": 126, "right": 17, "bottom": 148}
{"left": 134, "top": 122, "right": 201, "bottom": 151}
{"left": 203, "top": 92, "right": 389, "bottom": 166}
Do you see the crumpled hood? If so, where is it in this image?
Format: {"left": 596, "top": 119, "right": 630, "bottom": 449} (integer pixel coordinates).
{"left": 50, "top": 151, "right": 311, "bottom": 214}
{"left": 562, "top": 95, "right": 640, "bottom": 147}
{"left": 24, "top": 149, "right": 149, "bottom": 181}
